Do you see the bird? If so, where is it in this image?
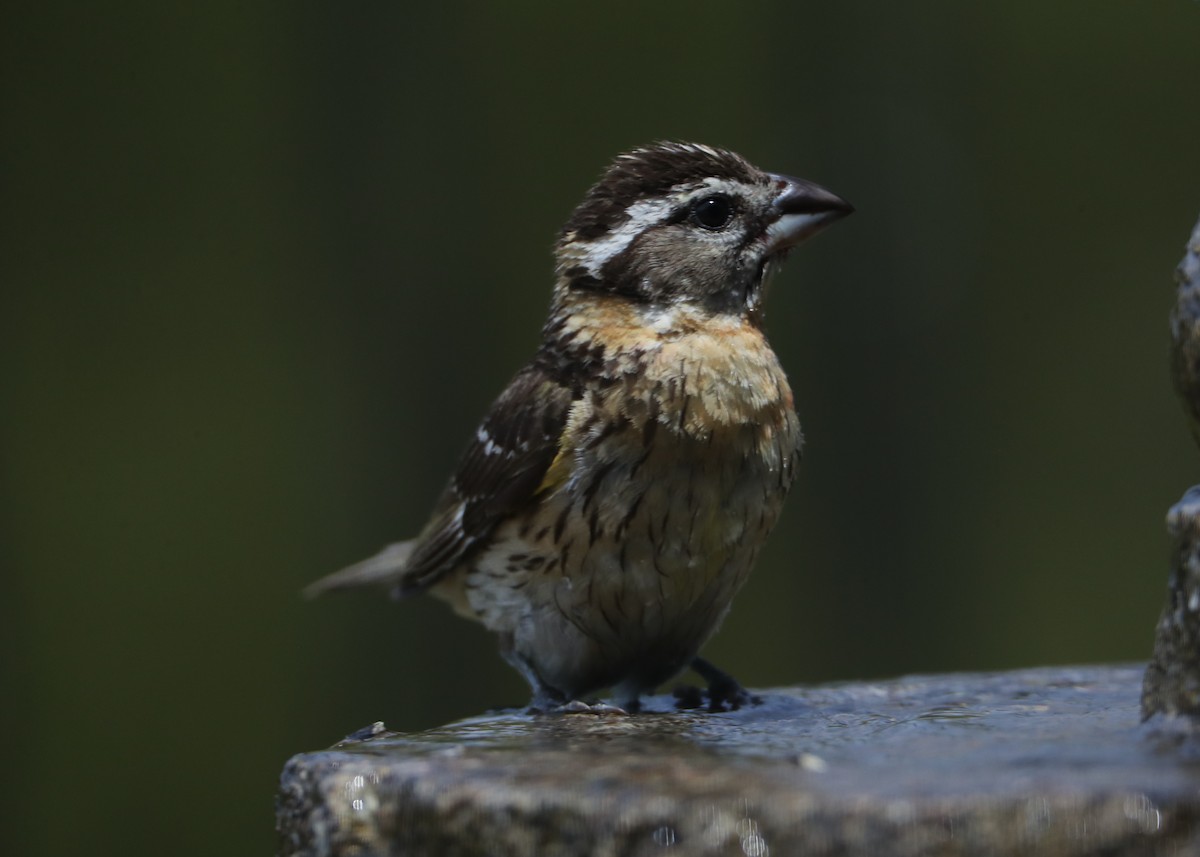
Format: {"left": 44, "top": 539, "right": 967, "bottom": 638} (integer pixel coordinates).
{"left": 306, "top": 142, "right": 853, "bottom": 713}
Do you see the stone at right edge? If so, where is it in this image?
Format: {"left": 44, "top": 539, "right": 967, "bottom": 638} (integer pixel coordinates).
{"left": 1142, "top": 214, "right": 1200, "bottom": 720}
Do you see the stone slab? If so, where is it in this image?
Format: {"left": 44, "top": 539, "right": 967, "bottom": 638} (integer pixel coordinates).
{"left": 277, "top": 664, "right": 1200, "bottom": 856}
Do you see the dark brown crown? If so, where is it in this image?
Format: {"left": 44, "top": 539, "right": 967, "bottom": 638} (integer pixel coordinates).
{"left": 559, "top": 142, "right": 766, "bottom": 244}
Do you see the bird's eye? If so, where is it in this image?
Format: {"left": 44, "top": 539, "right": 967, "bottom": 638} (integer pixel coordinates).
{"left": 689, "top": 195, "right": 734, "bottom": 230}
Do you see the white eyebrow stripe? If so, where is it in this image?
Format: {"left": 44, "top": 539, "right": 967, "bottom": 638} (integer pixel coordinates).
{"left": 577, "top": 197, "right": 676, "bottom": 275}
{"left": 577, "top": 178, "right": 749, "bottom": 276}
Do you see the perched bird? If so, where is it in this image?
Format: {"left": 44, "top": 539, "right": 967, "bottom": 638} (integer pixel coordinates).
{"left": 307, "top": 142, "right": 852, "bottom": 712}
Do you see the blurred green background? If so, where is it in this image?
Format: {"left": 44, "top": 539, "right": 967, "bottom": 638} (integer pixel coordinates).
{"left": 3, "top": 1, "right": 1199, "bottom": 854}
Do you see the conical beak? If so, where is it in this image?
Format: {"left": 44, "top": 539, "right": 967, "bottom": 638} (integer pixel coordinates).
{"left": 763, "top": 173, "right": 854, "bottom": 254}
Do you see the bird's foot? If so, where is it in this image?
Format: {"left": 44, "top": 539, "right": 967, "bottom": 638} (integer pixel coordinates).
{"left": 672, "top": 685, "right": 706, "bottom": 710}
{"left": 672, "top": 681, "right": 761, "bottom": 712}
{"left": 525, "top": 689, "right": 631, "bottom": 716}
{"left": 705, "top": 677, "right": 762, "bottom": 712}
{"left": 538, "top": 699, "right": 630, "bottom": 716}
{"left": 682, "top": 657, "right": 764, "bottom": 712}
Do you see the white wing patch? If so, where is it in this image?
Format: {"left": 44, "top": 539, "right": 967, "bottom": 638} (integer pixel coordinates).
{"left": 475, "top": 425, "right": 503, "bottom": 457}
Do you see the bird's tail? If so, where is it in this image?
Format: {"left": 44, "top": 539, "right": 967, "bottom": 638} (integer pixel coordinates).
{"left": 302, "top": 540, "right": 415, "bottom": 598}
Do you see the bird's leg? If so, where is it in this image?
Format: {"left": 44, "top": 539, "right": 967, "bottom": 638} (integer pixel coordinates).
{"left": 504, "top": 642, "right": 627, "bottom": 715}
{"left": 690, "top": 657, "right": 761, "bottom": 711}
{"left": 501, "top": 637, "right": 567, "bottom": 713}
{"left": 526, "top": 686, "right": 568, "bottom": 714}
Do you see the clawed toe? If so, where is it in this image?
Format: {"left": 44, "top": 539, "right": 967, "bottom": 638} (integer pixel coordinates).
{"left": 681, "top": 657, "right": 764, "bottom": 712}
{"left": 552, "top": 700, "right": 630, "bottom": 716}
{"left": 706, "top": 680, "right": 761, "bottom": 712}
{"left": 672, "top": 681, "right": 761, "bottom": 712}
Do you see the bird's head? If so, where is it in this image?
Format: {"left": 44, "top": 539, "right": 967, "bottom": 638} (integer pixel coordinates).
{"left": 553, "top": 142, "right": 853, "bottom": 320}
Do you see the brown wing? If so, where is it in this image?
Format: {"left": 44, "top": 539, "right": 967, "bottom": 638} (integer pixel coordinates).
{"left": 393, "top": 358, "right": 575, "bottom": 596}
